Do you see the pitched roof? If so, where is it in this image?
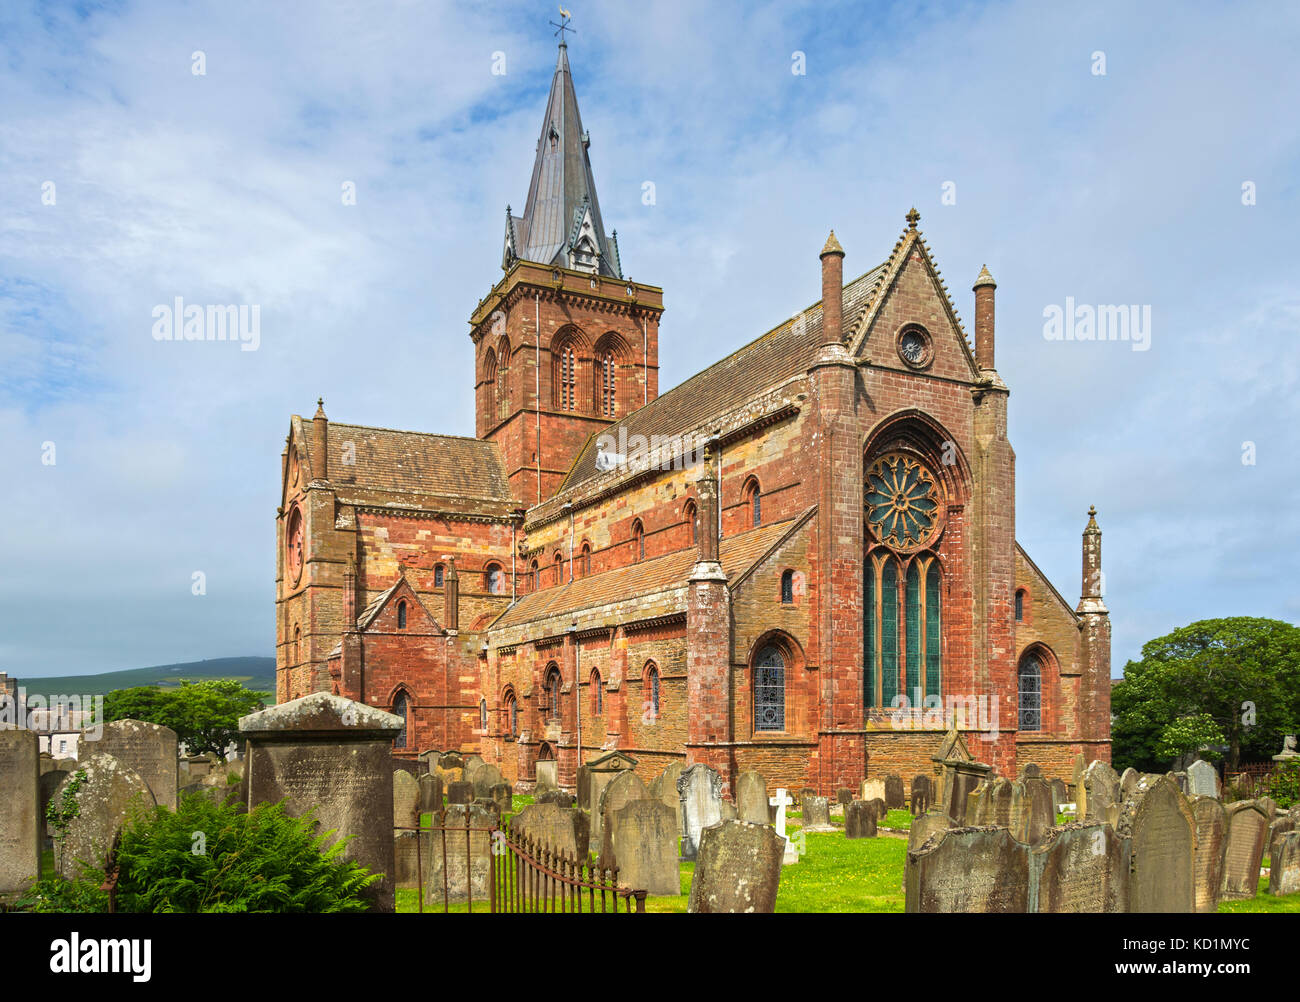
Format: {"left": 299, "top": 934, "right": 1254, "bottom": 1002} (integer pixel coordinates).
{"left": 557, "top": 263, "right": 888, "bottom": 492}
{"left": 490, "top": 516, "right": 803, "bottom": 634}
{"left": 297, "top": 420, "right": 513, "bottom": 503}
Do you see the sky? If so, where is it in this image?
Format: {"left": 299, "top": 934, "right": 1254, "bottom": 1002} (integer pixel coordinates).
{"left": 1, "top": 0, "right": 1297, "bottom": 680}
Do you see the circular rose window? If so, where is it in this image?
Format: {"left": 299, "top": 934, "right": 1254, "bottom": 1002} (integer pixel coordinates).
{"left": 864, "top": 453, "right": 941, "bottom": 549}
{"left": 286, "top": 506, "right": 305, "bottom": 584}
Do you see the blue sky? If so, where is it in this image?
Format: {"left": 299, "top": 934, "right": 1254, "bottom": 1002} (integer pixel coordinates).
{"left": 1, "top": 0, "right": 1297, "bottom": 679}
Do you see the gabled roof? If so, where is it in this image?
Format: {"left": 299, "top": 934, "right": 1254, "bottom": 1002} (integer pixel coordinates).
{"left": 355, "top": 575, "right": 443, "bottom": 633}
{"left": 506, "top": 43, "right": 620, "bottom": 278}
{"left": 556, "top": 263, "right": 888, "bottom": 493}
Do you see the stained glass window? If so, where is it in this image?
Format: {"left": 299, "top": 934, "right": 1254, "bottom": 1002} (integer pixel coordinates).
{"left": 925, "top": 562, "right": 942, "bottom": 701}
{"left": 1019, "top": 653, "right": 1042, "bottom": 731}
{"left": 865, "top": 454, "right": 940, "bottom": 549}
{"left": 392, "top": 691, "right": 408, "bottom": 748}
{"left": 881, "top": 559, "right": 898, "bottom": 708}
{"left": 754, "top": 645, "right": 785, "bottom": 732}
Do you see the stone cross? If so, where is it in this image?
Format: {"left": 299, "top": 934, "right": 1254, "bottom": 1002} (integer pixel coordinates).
{"left": 769, "top": 788, "right": 797, "bottom": 864}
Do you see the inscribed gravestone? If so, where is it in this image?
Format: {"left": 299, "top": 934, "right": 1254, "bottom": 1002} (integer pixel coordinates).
{"left": 946, "top": 767, "right": 989, "bottom": 826}
{"left": 608, "top": 800, "right": 680, "bottom": 895}
{"left": 1083, "top": 761, "right": 1120, "bottom": 823}
{"left": 435, "top": 752, "right": 464, "bottom": 787}
{"left": 845, "top": 800, "right": 877, "bottom": 839}
{"left": 240, "top": 692, "right": 404, "bottom": 912}
{"left": 0, "top": 730, "right": 41, "bottom": 893}
{"left": 1050, "top": 778, "right": 1068, "bottom": 811}
{"left": 1256, "top": 796, "right": 1278, "bottom": 820}
{"left": 884, "top": 775, "right": 905, "bottom": 811}
{"left": 575, "top": 764, "right": 589, "bottom": 806}
{"left": 54, "top": 753, "right": 156, "bottom": 880}
{"left": 1187, "top": 760, "right": 1218, "bottom": 798}
{"left": 1071, "top": 755, "right": 1088, "bottom": 817}
{"left": 1221, "top": 801, "right": 1269, "bottom": 900}
{"left": 973, "top": 778, "right": 1018, "bottom": 827}
{"left": 802, "top": 795, "right": 833, "bottom": 832}
{"left": 1191, "top": 796, "right": 1226, "bottom": 913}
{"left": 1013, "top": 777, "right": 1055, "bottom": 846}
{"left": 866, "top": 798, "right": 887, "bottom": 824}
{"left": 798, "top": 786, "right": 817, "bottom": 808}
{"left": 1269, "top": 816, "right": 1296, "bottom": 862}
{"left": 418, "top": 773, "right": 442, "bottom": 815}
{"left": 686, "top": 820, "right": 782, "bottom": 913}
{"left": 471, "top": 763, "right": 504, "bottom": 799}
{"left": 1031, "top": 821, "right": 1128, "bottom": 913}
{"left": 1119, "top": 767, "right": 1140, "bottom": 799}
{"left": 393, "top": 770, "right": 420, "bottom": 830}
{"left": 908, "top": 809, "right": 952, "bottom": 854}
{"left": 535, "top": 757, "right": 558, "bottom": 795}
{"left": 735, "top": 771, "right": 770, "bottom": 825}
{"left": 447, "top": 781, "right": 474, "bottom": 805}
{"left": 426, "top": 803, "right": 494, "bottom": 904}
{"left": 538, "top": 790, "right": 575, "bottom": 808}
{"left": 836, "top": 788, "right": 854, "bottom": 807}
{"left": 510, "top": 803, "right": 588, "bottom": 859}
{"left": 393, "top": 830, "right": 421, "bottom": 889}
{"left": 860, "top": 779, "right": 885, "bottom": 804}
{"left": 89, "top": 719, "right": 179, "bottom": 811}
{"left": 911, "top": 775, "right": 931, "bottom": 816}
{"left": 678, "top": 763, "right": 722, "bottom": 861}
{"left": 1270, "top": 831, "right": 1300, "bottom": 896}
{"left": 586, "top": 751, "right": 638, "bottom": 839}
{"left": 490, "top": 782, "right": 513, "bottom": 813}
{"left": 597, "top": 770, "right": 649, "bottom": 860}
{"left": 1126, "top": 776, "right": 1196, "bottom": 912}
{"left": 905, "top": 827, "right": 1030, "bottom": 913}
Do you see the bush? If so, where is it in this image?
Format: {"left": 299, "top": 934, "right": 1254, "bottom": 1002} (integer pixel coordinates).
{"left": 14, "top": 794, "right": 380, "bottom": 913}
{"left": 1264, "top": 762, "right": 1299, "bottom": 809}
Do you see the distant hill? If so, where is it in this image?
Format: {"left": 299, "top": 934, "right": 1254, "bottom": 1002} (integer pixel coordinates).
{"left": 17, "top": 657, "right": 276, "bottom": 699}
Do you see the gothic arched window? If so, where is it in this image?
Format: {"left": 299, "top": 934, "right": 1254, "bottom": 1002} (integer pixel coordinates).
{"left": 479, "top": 698, "right": 487, "bottom": 732}
{"left": 631, "top": 519, "right": 645, "bottom": 563}
{"left": 486, "top": 563, "right": 504, "bottom": 595}
{"left": 600, "top": 350, "right": 617, "bottom": 416}
{"left": 645, "top": 662, "right": 660, "bottom": 721}
{"left": 558, "top": 343, "right": 578, "bottom": 411}
{"left": 591, "top": 670, "right": 603, "bottom": 716}
{"left": 392, "top": 690, "right": 409, "bottom": 749}
{"left": 434, "top": 564, "right": 445, "bottom": 588}
{"left": 397, "top": 601, "right": 407, "bottom": 630}
{"left": 683, "top": 499, "right": 698, "bottom": 546}
{"left": 1019, "top": 652, "right": 1042, "bottom": 732}
{"left": 753, "top": 644, "right": 785, "bottom": 733}
{"left": 504, "top": 688, "right": 518, "bottom": 738}
{"left": 1015, "top": 589, "right": 1026, "bottom": 622}
{"left": 579, "top": 542, "right": 591, "bottom": 578}
{"left": 530, "top": 559, "right": 539, "bottom": 592}
{"left": 554, "top": 550, "right": 564, "bottom": 586}
{"left": 864, "top": 553, "right": 942, "bottom": 709}
{"left": 781, "top": 569, "right": 794, "bottom": 604}
{"left": 544, "top": 664, "right": 562, "bottom": 722}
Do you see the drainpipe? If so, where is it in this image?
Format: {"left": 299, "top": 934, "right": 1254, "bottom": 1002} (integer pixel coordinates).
{"left": 535, "top": 293, "right": 542, "bottom": 506}
{"left": 571, "top": 619, "right": 581, "bottom": 787}
{"left": 642, "top": 315, "right": 648, "bottom": 407}
{"left": 565, "top": 501, "right": 574, "bottom": 583}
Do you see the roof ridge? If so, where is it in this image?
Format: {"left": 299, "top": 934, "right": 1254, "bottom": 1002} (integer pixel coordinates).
{"left": 329, "top": 422, "right": 496, "bottom": 445}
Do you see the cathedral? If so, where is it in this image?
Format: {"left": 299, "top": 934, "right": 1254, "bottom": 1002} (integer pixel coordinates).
{"left": 274, "top": 40, "right": 1112, "bottom": 797}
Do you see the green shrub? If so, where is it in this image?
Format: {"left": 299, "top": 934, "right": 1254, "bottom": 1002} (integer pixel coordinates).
{"left": 1264, "top": 762, "right": 1299, "bottom": 809}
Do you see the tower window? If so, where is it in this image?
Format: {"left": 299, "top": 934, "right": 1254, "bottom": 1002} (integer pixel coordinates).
{"left": 397, "top": 601, "right": 407, "bottom": 630}
{"left": 554, "top": 551, "right": 564, "bottom": 586}
{"left": 591, "top": 670, "right": 603, "bottom": 716}
{"left": 544, "top": 664, "right": 562, "bottom": 722}
{"left": 486, "top": 564, "right": 504, "bottom": 595}
{"left": 434, "top": 564, "right": 445, "bottom": 588}
{"left": 1015, "top": 589, "right": 1025, "bottom": 622}
{"left": 645, "top": 662, "right": 660, "bottom": 721}
{"left": 530, "top": 560, "right": 539, "bottom": 592}
{"left": 781, "top": 569, "right": 794, "bottom": 604}
{"left": 632, "top": 519, "right": 644, "bottom": 562}
{"left": 392, "top": 690, "right": 409, "bottom": 749}
{"left": 600, "top": 351, "right": 617, "bottom": 416}
{"left": 504, "top": 689, "right": 518, "bottom": 738}
{"left": 559, "top": 345, "right": 578, "bottom": 411}
{"left": 579, "top": 542, "right": 591, "bottom": 578}
{"left": 479, "top": 698, "right": 487, "bottom": 732}
{"left": 743, "top": 478, "right": 762, "bottom": 528}
{"left": 684, "top": 500, "right": 698, "bottom": 546}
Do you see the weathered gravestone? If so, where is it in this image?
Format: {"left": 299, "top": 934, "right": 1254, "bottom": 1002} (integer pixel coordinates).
{"left": 1018, "top": 762, "right": 1043, "bottom": 781}
{"left": 596, "top": 769, "right": 649, "bottom": 858}
{"left": 392, "top": 757, "right": 423, "bottom": 780}
{"left": 1071, "top": 754, "right": 1088, "bottom": 817}
{"left": 1187, "top": 760, "right": 1218, "bottom": 798}
{"left": 719, "top": 794, "right": 737, "bottom": 821}
{"left": 798, "top": 786, "right": 817, "bottom": 808}
{"left": 1049, "top": 778, "right": 1069, "bottom": 812}
{"left": 607, "top": 800, "right": 680, "bottom": 895}
{"left": 648, "top": 761, "right": 684, "bottom": 830}
{"left": 905, "top": 827, "right": 1030, "bottom": 913}
{"left": 1123, "top": 776, "right": 1196, "bottom": 913}
{"left": 447, "top": 781, "right": 474, "bottom": 805}
{"left": 735, "top": 771, "right": 770, "bottom": 825}
{"left": 910, "top": 775, "right": 931, "bottom": 816}
{"left": 463, "top": 754, "right": 485, "bottom": 777}
{"left": 534, "top": 756, "right": 558, "bottom": 795}
{"left": 946, "top": 765, "right": 990, "bottom": 826}
{"left": 1269, "top": 816, "right": 1296, "bottom": 862}
{"left": 393, "top": 769, "right": 420, "bottom": 830}
{"left": 907, "top": 809, "right": 952, "bottom": 854}
{"left": 883, "top": 774, "right": 905, "bottom": 811}
{"left": 489, "top": 782, "right": 513, "bottom": 814}
{"left": 1190, "top": 796, "right": 1227, "bottom": 913}
{"left": 678, "top": 763, "right": 723, "bottom": 861}
{"left": 54, "top": 753, "right": 156, "bottom": 880}
{"left": 1031, "top": 821, "right": 1128, "bottom": 913}
{"left": 425, "top": 803, "right": 494, "bottom": 904}
{"left": 1083, "top": 760, "right": 1120, "bottom": 823}
{"left": 802, "top": 795, "right": 834, "bottom": 832}
{"left": 836, "top": 788, "right": 854, "bottom": 808}
{"left": 1013, "top": 777, "right": 1056, "bottom": 846}
{"left": 575, "top": 764, "right": 589, "bottom": 806}
{"left": 510, "top": 803, "right": 589, "bottom": 859}
{"left": 0, "top": 730, "right": 41, "bottom": 893}
{"left": 1220, "top": 801, "right": 1269, "bottom": 900}
{"left": 87, "top": 719, "right": 179, "bottom": 811}
{"left": 1256, "top": 795, "right": 1278, "bottom": 820}
{"left": 845, "top": 800, "right": 877, "bottom": 839}
{"left": 586, "top": 750, "right": 637, "bottom": 835}
{"left": 972, "top": 778, "right": 1019, "bottom": 827}
{"left": 393, "top": 830, "right": 421, "bottom": 889}
{"left": 185, "top": 755, "right": 212, "bottom": 781}
{"left": 434, "top": 752, "right": 464, "bottom": 787}
{"left": 471, "top": 763, "right": 505, "bottom": 799}
{"left": 686, "top": 820, "right": 783, "bottom": 913}
{"left": 537, "top": 790, "right": 575, "bottom": 808}
{"left": 418, "top": 773, "right": 443, "bottom": 815}
{"left": 866, "top": 798, "right": 888, "bottom": 824}
{"left": 1270, "top": 831, "right": 1300, "bottom": 896}
{"left": 1119, "top": 767, "right": 1140, "bottom": 800}
{"left": 859, "top": 779, "right": 885, "bottom": 804}
{"left": 240, "top": 693, "right": 403, "bottom": 912}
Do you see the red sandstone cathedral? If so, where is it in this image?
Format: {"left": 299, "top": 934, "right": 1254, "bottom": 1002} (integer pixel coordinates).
{"left": 275, "top": 40, "right": 1111, "bottom": 796}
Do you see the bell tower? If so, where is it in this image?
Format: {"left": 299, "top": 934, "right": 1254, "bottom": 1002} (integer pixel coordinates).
{"left": 470, "top": 40, "right": 664, "bottom": 505}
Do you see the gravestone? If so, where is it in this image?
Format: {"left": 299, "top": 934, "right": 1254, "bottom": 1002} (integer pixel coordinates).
{"left": 393, "top": 770, "right": 420, "bottom": 830}
{"left": 1169, "top": 770, "right": 1189, "bottom": 795}
{"left": 471, "top": 763, "right": 505, "bottom": 799}
{"left": 802, "top": 795, "right": 833, "bottom": 832}
{"left": 1018, "top": 762, "right": 1043, "bottom": 781}
{"left": 87, "top": 719, "right": 179, "bottom": 811}
{"left": 239, "top": 692, "right": 404, "bottom": 912}
{"left": 1031, "top": 821, "right": 1128, "bottom": 913}
{"left": 393, "top": 830, "right": 421, "bottom": 889}
{"left": 1119, "top": 767, "right": 1140, "bottom": 800}
{"left": 910, "top": 775, "right": 931, "bottom": 816}
{"left": 596, "top": 770, "right": 649, "bottom": 858}
{"left": 866, "top": 798, "right": 887, "bottom": 824}
{"left": 39, "top": 769, "right": 69, "bottom": 839}
{"left": 510, "top": 803, "right": 588, "bottom": 860}
{"left": 434, "top": 752, "right": 464, "bottom": 787}
{"left": 490, "top": 782, "right": 513, "bottom": 813}
{"left": 883, "top": 775, "right": 905, "bottom": 811}
{"left": 534, "top": 757, "right": 558, "bottom": 795}
{"left": 1256, "top": 796, "right": 1278, "bottom": 820}
{"left": 1013, "top": 777, "right": 1056, "bottom": 846}
{"left": 677, "top": 763, "right": 723, "bottom": 861}
{"left": 1125, "top": 776, "right": 1196, "bottom": 912}
{"left": 1270, "top": 831, "right": 1300, "bottom": 896}
{"left": 392, "top": 757, "right": 423, "bottom": 780}
{"left": 907, "top": 809, "right": 952, "bottom": 854}
{"left": 1187, "top": 760, "right": 1218, "bottom": 798}
{"left": 0, "top": 730, "right": 41, "bottom": 893}
{"left": 860, "top": 779, "right": 885, "bottom": 804}
{"left": 686, "top": 820, "right": 783, "bottom": 913}
{"left": 418, "top": 773, "right": 443, "bottom": 815}
{"left": 53, "top": 753, "right": 156, "bottom": 880}
{"left": 1049, "top": 778, "right": 1069, "bottom": 812}
{"left": 769, "top": 788, "right": 797, "bottom": 865}
{"left": 798, "top": 786, "right": 817, "bottom": 808}
{"left": 447, "top": 781, "right": 474, "bottom": 805}
{"left": 973, "top": 778, "right": 1018, "bottom": 827}
{"left": 425, "top": 803, "right": 494, "bottom": 905}
{"left": 575, "top": 765, "right": 589, "bottom": 806}
{"left": 836, "top": 788, "right": 854, "bottom": 808}
{"left": 473, "top": 798, "right": 502, "bottom": 830}
{"left": 463, "top": 754, "right": 485, "bottom": 776}
{"left": 1269, "top": 816, "right": 1296, "bottom": 862}
{"left": 1083, "top": 761, "right": 1120, "bottom": 823}
{"left": 845, "top": 800, "right": 877, "bottom": 839}
{"left": 1220, "top": 801, "right": 1269, "bottom": 900}
{"left": 607, "top": 800, "right": 680, "bottom": 895}
{"left": 649, "top": 761, "right": 685, "bottom": 833}
{"left": 735, "top": 771, "right": 770, "bottom": 825}
{"left": 1071, "top": 755, "right": 1088, "bottom": 818}
{"left": 905, "top": 827, "right": 1031, "bottom": 913}
{"left": 1190, "top": 796, "right": 1227, "bottom": 913}
{"left": 186, "top": 755, "right": 212, "bottom": 781}
{"left": 537, "top": 790, "right": 575, "bottom": 808}
{"left": 944, "top": 765, "right": 991, "bottom": 826}
{"left": 586, "top": 750, "right": 638, "bottom": 832}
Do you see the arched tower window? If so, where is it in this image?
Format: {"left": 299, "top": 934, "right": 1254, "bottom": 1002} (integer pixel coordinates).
{"left": 683, "top": 499, "right": 698, "bottom": 546}
{"left": 397, "top": 601, "right": 407, "bottom": 630}
{"left": 503, "top": 688, "right": 518, "bottom": 737}
{"left": 645, "top": 662, "right": 660, "bottom": 721}
{"left": 1015, "top": 589, "right": 1026, "bottom": 622}
{"left": 579, "top": 542, "right": 591, "bottom": 578}
{"left": 557, "top": 343, "right": 578, "bottom": 411}
{"left": 392, "top": 690, "right": 409, "bottom": 749}
{"left": 781, "top": 569, "right": 794, "bottom": 604}
{"left": 554, "top": 550, "right": 564, "bottom": 586}
{"left": 753, "top": 644, "right": 785, "bottom": 733}
{"left": 631, "top": 519, "right": 645, "bottom": 562}
{"left": 479, "top": 698, "right": 487, "bottom": 732}
{"left": 530, "top": 559, "right": 539, "bottom": 592}
{"left": 743, "top": 478, "right": 762, "bottom": 528}
{"left": 497, "top": 338, "right": 511, "bottom": 411}
{"left": 486, "top": 563, "right": 504, "bottom": 595}
{"left": 599, "top": 350, "right": 617, "bottom": 416}
{"left": 1019, "top": 651, "right": 1042, "bottom": 732}
{"left": 591, "top": 669, "right": 603, "bottom": 716}
{"left": 434, "top": 564, "right": 445, "bottom": 588}
{"left": 544, "top": 664, "right": 562, "bottom": 722}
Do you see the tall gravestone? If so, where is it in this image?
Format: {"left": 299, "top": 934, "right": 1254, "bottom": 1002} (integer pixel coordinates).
{"left": 510, "top": 803, "right": 588, "bottom": 860}
{"left": 973, "top": 778, "right": 1019, "bottom": 827}
{"left": 860, "top": 779, "right": 885, "bottom": 804}
{"left": 240, "top": 693, "right": 404, "bottom": 912}
{"left": 907, "top": 809, "right": 952, "bottom": 854}
{"left": 393, "top": 770, "right": 420, "bottom": 830}
{"left": 0, "top": 730, "right": 41, "bottom": 893}
{"left": 418, "top": 773, "right": 442, "bottom": 815}
{"left": 393, "top": 831, "right": 421, "bottom": 889}
{"left": 586, "top": 751, "right": 637, "bottom": 835}
{"left": 535, "top": 757, "right": 558, "bottom": 795}
{"left": 447, "top": 781, "right": 473, "bottom": 805}
{"left": 1220, "top": 801, "right": 1269, "bottom": 900}
{"left": 649, "top": 761, "right": 684, "bottom": 835}
{"left": 910, "top": 775, "right": 931, "bottom": 816}
{"left": 596, "top": 770, "right": 649, "bottom": 859}
{"left": 906, "top": 827, "right": 1030, "bottom": 913}
{"left": 1049, "top": 778, "right": 1068, "bottom": 812}
{"left": 1270, "top": 831, "right": 1300, "bottom": 897}
{"left": 1083, "top": 761, "right": 1120, "bottom": 823}
{"left": 845, "top": 800, "right": 876, "bottom": 839}
{"left": 1031, "top": 822, "right": 1128, "bottom": 913}
{"left": 1187, "top": 760, "right": 1218, "bottom": 798}
{"left": 608, "top": 800, "right": 680, "bottom": 895}
{"left": 54, "top": 753, "right": 156, "bottom": 880}
{"left": 426, "top": 803, "right": 494, "bottom": 905}
{"left": 686, "top": 820, "right": 783, "bottom": 913}
{"left": 883, "top": 775, "right": 905, "bottom": 811}
{"left": 802, "top": 795, "right": 833, "bottom": 832}
{"left": 677, "top": 763, "right": 722, "bottom": 861}
{"left": 1013, "top": 777, "right": 1056, "bottom": 846}
{"left": 735, "top": 771, "right": 770, "bottom": 825}
{"left": 87, "top": 719, "right": 179, "bottom": 811}
{"left": 1119, "top": 767, "right": 1140, "bottom": 800}
{"left": 1190, "top": 796, "right": 1227, "bottom": 913}
{"left": 1125, "top": 776, "right": 1196, "bottom": 912}
{"left": 471, "top": 763, "right": 504, "bottom": 799}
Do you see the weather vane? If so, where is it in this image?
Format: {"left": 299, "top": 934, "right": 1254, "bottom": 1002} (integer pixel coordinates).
{"left": 551, "top": 6, "right": 575, "bottom": 44}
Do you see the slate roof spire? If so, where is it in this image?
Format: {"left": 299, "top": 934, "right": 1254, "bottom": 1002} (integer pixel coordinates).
{"left": 504, "top": 41, "right": 621, "bottom": 278}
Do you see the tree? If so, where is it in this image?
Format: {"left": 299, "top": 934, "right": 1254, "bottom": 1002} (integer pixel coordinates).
{"left": 1112, "top": 617, "right": 1300, "bottom": 771}
{"left": 104, "top": 680, "right": 264, "bottom": 759}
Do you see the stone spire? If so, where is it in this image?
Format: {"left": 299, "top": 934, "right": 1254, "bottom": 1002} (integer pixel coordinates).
{"left": 504, "top": 42, "right": 620, "bottom": 277}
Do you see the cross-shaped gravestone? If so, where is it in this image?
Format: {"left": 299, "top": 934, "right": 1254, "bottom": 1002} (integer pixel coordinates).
{"left": 769, "top": 788, "right": 798, "bottom": 864}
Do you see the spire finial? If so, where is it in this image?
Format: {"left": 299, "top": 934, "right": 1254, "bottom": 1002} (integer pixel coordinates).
{"left": 314, "top": 397, "right": 326, "bottom": 418}
{"left": 551, "top": 7, "right": 575, "bottom": 45}
{"left": 906, "top": 207, "right": 920, "bottom": 230}
{"left": 820, "top": 229, "right": 844, "bottom": 259}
